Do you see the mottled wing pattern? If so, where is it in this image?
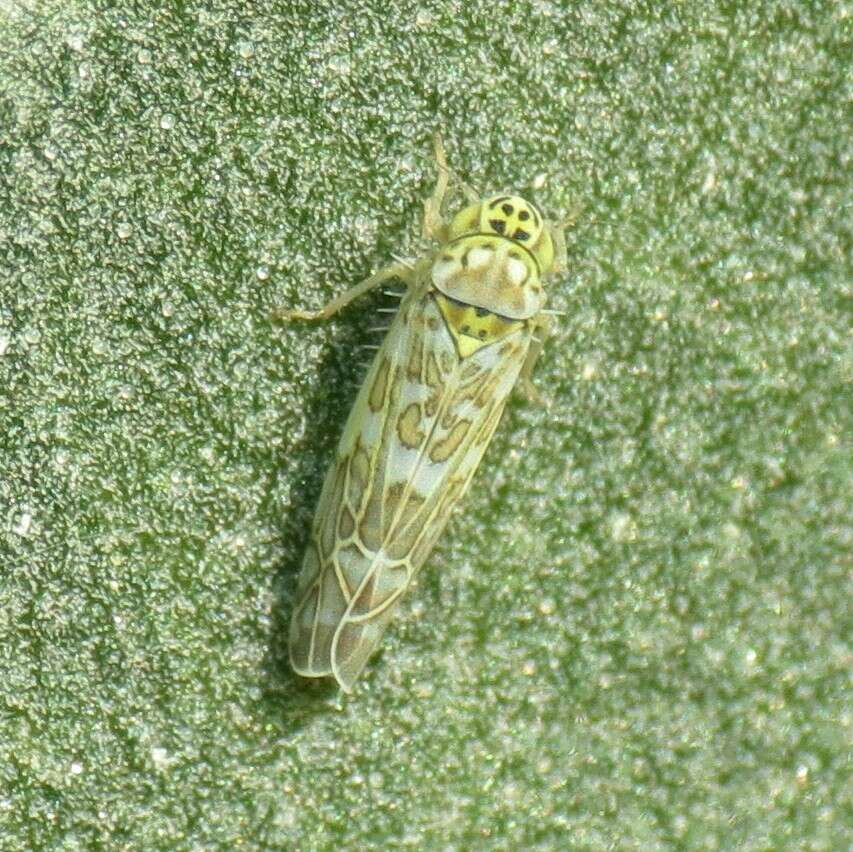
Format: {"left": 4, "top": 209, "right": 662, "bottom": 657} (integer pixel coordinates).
{"left": 289, "top": 279, "right": 532, "bottom": 690}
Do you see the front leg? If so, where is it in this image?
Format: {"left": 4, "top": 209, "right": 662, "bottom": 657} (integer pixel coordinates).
{"left": 273, "top": 260, "right": 417, "bottom": 323}
{"left": 422, "top": 133, "right": 480, "bottom": 242}
{"left": 422, "top": 133, "right": 452, "bottom": 243}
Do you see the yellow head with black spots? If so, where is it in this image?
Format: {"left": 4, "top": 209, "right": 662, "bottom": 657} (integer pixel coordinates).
{"left": 447, "top": 194, "right": 555, "bottom": 274}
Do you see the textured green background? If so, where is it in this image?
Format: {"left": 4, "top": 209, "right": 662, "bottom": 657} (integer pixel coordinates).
{"left": 1, "top": 0, "right": 849, "bottom": 849}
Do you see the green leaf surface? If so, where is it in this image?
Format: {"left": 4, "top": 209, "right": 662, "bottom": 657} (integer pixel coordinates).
{"left": 1, "top": 1, "right": 849, "bottom": 848}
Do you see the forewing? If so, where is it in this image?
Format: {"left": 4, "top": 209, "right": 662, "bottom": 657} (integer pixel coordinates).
{"left": 290, "top": 280, "right": 533, "bottom": 690}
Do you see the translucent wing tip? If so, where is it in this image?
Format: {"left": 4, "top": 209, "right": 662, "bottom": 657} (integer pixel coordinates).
{"left": 289, "top": 586, "right": 335, "bottom": 679}
{"left": 331, "top": 617, "right": 391, "bottom": 693}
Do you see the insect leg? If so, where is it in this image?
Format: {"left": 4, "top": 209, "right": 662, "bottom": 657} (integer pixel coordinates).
{"left": 518, "top": 314, "right": 555, "bottom": 406}
{"left": 550, "top": 222, "right": 569, "bottom": 276}
{"left": 422, "top": 133, "right": 480, "bottom": 242}
{"left": 273, "top": 261, "right": 417, "bottom": 323}
{"left": 548, "top": 204, "right": 581, "bottom": 275}
{"left": 422, "top": 133, "right": 452, "bottom": 243}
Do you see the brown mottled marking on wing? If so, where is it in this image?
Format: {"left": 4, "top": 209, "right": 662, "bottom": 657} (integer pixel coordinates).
{"left": 397, "top": 403, "right": 424, "bottom": 448}
{"left": 459, "top": 360, "right": 482, "bottom": 382}
{"left": 452, "top": 362, "right": 489, "bottom": 408}
{"left": 470, "top": 381, "right": 494, "bottom": 410}
{"left": 474, "top": 372, "right": 501, "bottom": 409}
{"left": 437, "top": 475, "right": 467, "bottom": 518}
{"left": 426, "top": 352, "right": 442, "bottom": 388}
{"left": 429, "top": 419, "right": 472, "bottom": 463}
{"left": 382, "top": 481, "right": 407, "bottom": 528}
{"left": 319, "top": 463, "right": 346, "bottom": 557}
{"left": 424, "top": 388, "right": 440, "bottom": 418}
{"left": 406, "top": 334, "right": 424, "bottom": 381}
{"left": 425, "top": 363, "right": 447, "bottom": 416}
{"left": 473, "top": 402, "right": 505, "bottom": 447}
{"left": 347, "top": 444, "right": 370, "bottom": 512}
{"left": 369, "top": 357, "right": 391, "bottom": 412}
{"left": 439, "top": 407, "right": 452, "bottom": 430}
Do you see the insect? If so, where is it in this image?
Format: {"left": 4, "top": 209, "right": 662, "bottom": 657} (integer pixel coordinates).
{"left": 280, "top": 135, "right": 568, "bottom": 691}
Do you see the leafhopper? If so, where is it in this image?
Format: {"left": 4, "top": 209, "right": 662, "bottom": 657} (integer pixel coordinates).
{"left": 280, "top": 136, "right": 567, "bottom": 691}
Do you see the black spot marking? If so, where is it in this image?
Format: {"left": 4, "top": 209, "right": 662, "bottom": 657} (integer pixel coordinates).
{"left": 461, "top": 324, "right": 470, "bottom": 333}
{"left": 441, "top": 253, "right": 453, "bottom": 262}
{"left": 508, "top": 250, "right": 521, "bottom": 259}
{"left": 461, "top": 249, "right": 469, "bottom": 267}
{"left": 489, "top": 219, "right": 506, "bottom": 234}
{"left": 478, "top": 329, "right": 487, "bottom": 339}
{"left": 519, "top": 210, "right": 530, "bottom": 221}
{"left": 474, "top": 306, "right": 490, "bottom": 317}
{"left": 501, "top": 203, "right": 514, "bottom": 215}
{"left": 513, "top": 229, "right": 530, "bottom": 241}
